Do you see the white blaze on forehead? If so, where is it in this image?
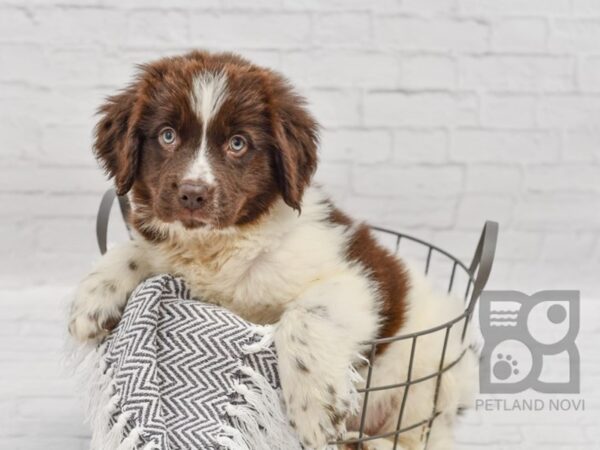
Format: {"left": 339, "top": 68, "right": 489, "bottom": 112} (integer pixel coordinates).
{"left": 184, "top": 71, "right": 229, "bottom": 183}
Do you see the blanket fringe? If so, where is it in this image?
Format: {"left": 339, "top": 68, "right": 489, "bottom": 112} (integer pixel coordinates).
{"left": 72, "top": 341, "right": 140, "bottom": 450}
{"left": 219, "top": 326, "right": 303, "bottom": 450}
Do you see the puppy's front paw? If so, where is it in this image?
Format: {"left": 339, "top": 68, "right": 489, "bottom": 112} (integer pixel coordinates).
{"left": 68, "top": 274, "right": 128, "bottom": 342}
{"left": 280, "top": 358, "right": 354, "bottom": 449}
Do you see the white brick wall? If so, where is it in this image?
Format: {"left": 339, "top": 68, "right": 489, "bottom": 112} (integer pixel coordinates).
{"left": 1, "top": 0, "right": 599, "bottom": 448}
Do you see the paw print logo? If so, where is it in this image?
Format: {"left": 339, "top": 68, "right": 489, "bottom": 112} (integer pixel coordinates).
{"left": 479, "top": 291, "right": 580, "bottom": 394}
{"left": 494, "top": 354, "right": 519, "bottom": 380}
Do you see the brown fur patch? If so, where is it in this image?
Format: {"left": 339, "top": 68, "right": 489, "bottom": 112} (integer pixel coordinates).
{"left": 329, "top": 206, "right": 409, "bottom": 354}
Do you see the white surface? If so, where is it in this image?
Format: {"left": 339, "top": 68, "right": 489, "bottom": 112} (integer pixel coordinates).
{"left": 1, "top": 0, "right": 600, "bottom": 448}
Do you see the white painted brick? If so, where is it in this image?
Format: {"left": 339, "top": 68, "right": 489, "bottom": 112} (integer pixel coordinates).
{"left": 401, "top": 55, "right": 456, "bottom": 89}
{"left": 313, "top": 161, "right": 351, "bottom": 201}
{"left": 282, "top": 0, "right": 371, "bottom": 11}
{"left": 223, "top": 0, "right": 283, "bottom": 10}
{"left": 364, "top": 92, "right": 479, "bottom": 127}
{"left": 465, "top": 165, "right": 521, "bottom": 194}
{"left": 459, "top": 0, "right": 570, "bottom": 15}
{"left": 529, "top": 425, "right": 591, "bottom": 445}
{"left": 352, "top": 165, "right": 464, "bottom": 198}
{"left": 36, "top": 218, "right": 97, "bottom": 254}
{"left": 401, "top": 0, "right": 455, "bottom": 15}
{"left": 579, "top": 56, "right": 600, "bottom": 93}
{"left": 283, "top": 51, "right": 400, "bottom": 88}
{"left": 0, "top": 96, "right": 42, "bottom": 160}
{"left": 375, "top": 17, "right": 489, "bottom": 52}
{"left": 540, "top": 232, "right": 597, "bottom": 261}
{"left": 455, "top": 423, "right": 523, "bottom": 444}
{"left": 35, "top": 8, "right": 128, "bottom": 46}
{"left": 494, "top": 230, "right": 543, "bottom": 261}
{"left": 0, "top": 44, "right": 44, "bottom": 84}
{"left": 103, "top": 0, "right": 220, "bottom": 7}
{"left": 189, "top": 12, "right": 311, "bottom": 49}
{"left": 392, "top": 129, "right": 448, "bottom": 163}
{"left": 0, "top": 220, "right": 36, "bottom": 255}
{"left": 308, "top": 89, "right": 361, "bottom": 127}
{"left": 0, "top": 167, "right": 109, "bottom": 194}
{"left": 432, "top": 229, "right": 486, "bottom": 262}
{"left": 539, "top": 95, "right": 600, "bottom": 128}
{"left": 43, "top": 47, "right": 109, "bottom": 87}
{"left": 313, "top": 13, "right": 370, "bottom": 48}
{"left": 525, "top": 164, "right": 600, "bottom": 193}
{"left": 126, "top": 10, "right": 189, "bottom": 47}
{"left": 573, "top": 0, "right": 600, "bottom": 13}
{"left": 0, "top": 438, "right": 88, "bottom": 450}
{"left": 491, "top": 19, "right": 547, "bottom": 52}
{"left": 482, "top": 94, "right": 537, "bottom": 128}
{"left": 36, "top": 87, "right": 106, "bottom": 127}
{"left": 456, "top": 194, "right": 513, "bottom": 229}
{"left": 549, "top": 19, "right": 600, "bottom": 52}
{"left": 461, "top": 56, "right": 574, "bottom": 92}
{"left": 319, "top": 129, "right": 392, "bottom": 163}
{"left": 0, "top": 193, "right": 99, "bottom": 218}
{"left": 340, "top": 195, "right": 457, "bottom": 230}
{"left": 0, "top": 8, "right": 36, "bottom": 42}
{"left": 563, "top": 130, "right": 600, "bottom": 162}
{"left": 514, "top": 194, "right": 600, "bottom": 231}
{"left": 451, "top": 130, "right": 560, "bottom": 163}
{"left": 236, "top": 50, "right": 283, "bottom": 72}
{"left": 40, "top": 124, "right": 96, "bottom": 166}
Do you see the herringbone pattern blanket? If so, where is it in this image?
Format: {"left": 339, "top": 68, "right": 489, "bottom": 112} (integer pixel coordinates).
{"left": 76, "top": 275, "right": 301, "bottom": 450}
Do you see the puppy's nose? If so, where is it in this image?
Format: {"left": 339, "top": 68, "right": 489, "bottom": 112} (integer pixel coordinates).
{"left": 178, "top": 181, "right": 211, "bottom": 211}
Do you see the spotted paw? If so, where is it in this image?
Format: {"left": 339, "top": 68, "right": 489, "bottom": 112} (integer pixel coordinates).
{"left": 281, "top": 362, "right": 354, "bottom": 449}
{"left": 68, "top": 273, "right": 128, "bottom": 342}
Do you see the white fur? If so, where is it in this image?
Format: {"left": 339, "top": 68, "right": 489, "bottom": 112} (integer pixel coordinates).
{"left": 185, "top": 71, "right": 229, "bottom": 184}
{"left": 349, "top": 269, "right": 478, "bottom": 450}
{"left": 69, "top": 186, "right": 475, "bottom": 449}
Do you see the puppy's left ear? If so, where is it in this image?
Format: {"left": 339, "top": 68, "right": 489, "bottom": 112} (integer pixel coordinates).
{"left": 94, "top": 85, "right": 144, "bottom": 196}
{"left": 271, "top": 86, "right": 319, "bottom": 212}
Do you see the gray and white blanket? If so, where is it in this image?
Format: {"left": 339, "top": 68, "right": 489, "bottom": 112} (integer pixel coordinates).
{"left": 75, "top": 274, "right": 302, "bottom": 450}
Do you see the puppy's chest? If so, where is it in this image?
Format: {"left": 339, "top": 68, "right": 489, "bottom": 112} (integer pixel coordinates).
{"left": 161, "top": 238, "right": 314, "bottom": 324}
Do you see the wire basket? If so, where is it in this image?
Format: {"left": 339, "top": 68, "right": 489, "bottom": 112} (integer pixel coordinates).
{"left": 337, "top": 223, "right": 498, "bottom": 450}
{"left": 96, "top": 189, "right": 498, "bottom": 450}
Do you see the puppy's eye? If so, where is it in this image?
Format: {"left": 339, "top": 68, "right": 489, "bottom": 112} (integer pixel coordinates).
{"left": 159, "top": 127, "right": 177, "bottom": 147}
{"left": 228, "top": 135, "right": 247, "bottom": 155}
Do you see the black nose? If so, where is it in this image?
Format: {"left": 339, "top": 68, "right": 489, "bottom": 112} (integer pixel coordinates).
{"left": 178, "top": 182, "right": 211, "bottom": 211}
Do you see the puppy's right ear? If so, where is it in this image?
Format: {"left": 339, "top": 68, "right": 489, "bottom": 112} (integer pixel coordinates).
{"left": 94, "top": 86, "right": 143, "bottom": 196}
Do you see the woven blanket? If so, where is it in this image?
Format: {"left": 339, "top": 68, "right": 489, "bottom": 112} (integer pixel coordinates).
{"left": 75, "top": 274, "right": 303, "bottom": 450}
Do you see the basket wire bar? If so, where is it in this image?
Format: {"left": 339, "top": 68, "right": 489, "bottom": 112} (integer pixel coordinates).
{"left": 356, "top": 347, "right": 467, "bottom": 395}
{"left": 424, "top": 325, "right": 452, "bottom": 447}
{"left": 357, "top": 344, "right": 377, "bottom": 445}
{"left": 96, "top": 189, "right": 498, "bottom": 450}
{"left": 392, "top": 336, "right": 417, "bottom": 450}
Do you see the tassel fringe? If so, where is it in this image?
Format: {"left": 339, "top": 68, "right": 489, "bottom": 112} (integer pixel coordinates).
{"left": 218, "top": 326, "right": 303, "bottom": 450}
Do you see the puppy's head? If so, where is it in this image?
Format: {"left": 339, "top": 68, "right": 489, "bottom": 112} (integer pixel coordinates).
{"left": 94, "top": 51, "right": 318, "bottom": 235}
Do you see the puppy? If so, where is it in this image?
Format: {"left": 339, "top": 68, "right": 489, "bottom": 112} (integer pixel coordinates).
{"left": 69, "top": 51, "right": 476, "bottom": 449}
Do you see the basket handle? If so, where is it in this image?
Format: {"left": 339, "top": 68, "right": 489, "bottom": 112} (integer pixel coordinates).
{"left": 96, "top": 188, "right": 132, "bottom": 255}
{"left": 465, "top": 220, "right": 498, "bottom": 314}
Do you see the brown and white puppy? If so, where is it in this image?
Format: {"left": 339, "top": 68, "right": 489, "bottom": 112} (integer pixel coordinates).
{"left": 69, "top": 51, "right": 476, "bottom": 450}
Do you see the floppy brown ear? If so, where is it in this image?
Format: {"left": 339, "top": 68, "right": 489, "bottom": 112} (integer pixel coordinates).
{"left": 94, "top": 86, "right": 143, "bottom": 196}
{"left": 271, "top": 87, "right": 319, "bottom": 212}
